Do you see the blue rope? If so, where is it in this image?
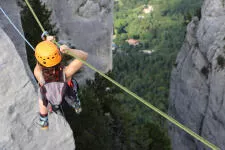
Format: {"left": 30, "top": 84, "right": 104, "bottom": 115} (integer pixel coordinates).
{"left": 0, "top": 7, "right": 35, "bottom": 51}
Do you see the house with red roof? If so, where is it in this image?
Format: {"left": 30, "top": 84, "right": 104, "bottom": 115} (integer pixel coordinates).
{"left": 126, "top": 39, "right": 140, "bottom": 46}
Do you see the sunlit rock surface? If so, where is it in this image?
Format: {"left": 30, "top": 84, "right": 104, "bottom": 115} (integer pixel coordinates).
{"left": 0, "top": 0, "right": 35, "bottom": 83}
{"left": 169, "top": 0, "right": 225, "bottom": 149}
{"left": 41, "top": 0, "right": 113, "bottom": 83}
{"left": 0, "top": 27, "right": 75, "bottom": 150}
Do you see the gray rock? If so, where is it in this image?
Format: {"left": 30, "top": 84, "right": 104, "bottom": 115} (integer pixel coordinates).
{"left": 78, "top": 0, "right": 100, "bottom": 18}
{"left": 169, "top": 0, "right": 225, "bottom": 149}
{"left": 40, "top": 0, "right": 113, "bottom": 83}
{"left": 0, "top": 0, "right": 113, "bottom": 149}
{"left": 0, "top": 0, "right": 36, "bottom": 83}
{"left": 0, "top": 0, "right": 25, "bottom": 61}
{"left": 0, "top": 27, "right": 75, "bottom": 150}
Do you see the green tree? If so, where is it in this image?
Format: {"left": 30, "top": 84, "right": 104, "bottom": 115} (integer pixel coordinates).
{"left": 63, "top": 72, "right": 171, "bottom": 149}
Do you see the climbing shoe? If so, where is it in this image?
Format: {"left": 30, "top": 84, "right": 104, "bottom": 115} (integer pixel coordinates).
{"left": 74, "top": 100, "right": 82, "bottom": 114}
{"left": 38, "top": 115, "right": 49, "bottom": 129}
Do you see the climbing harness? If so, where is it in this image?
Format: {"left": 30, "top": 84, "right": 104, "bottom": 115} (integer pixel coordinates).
{"left": 39, "top": 65, "right": 81, "bottom": 114}
{"left": 0, "top": 3, "right": 220, "bottom": 150}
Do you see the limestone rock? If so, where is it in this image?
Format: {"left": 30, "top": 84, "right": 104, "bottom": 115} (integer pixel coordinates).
{"left": 0, "top": 0, "right": 36, "bottom": 83}
{"left": 169, "top": 0, "right": 225, "bottom": 149}
{"left": 0, "top": 26, "right": 75, "bottom": 150}
{"left": 78, "top": 0, "right": 101, "bottom": 18}
{"left": 40, "top": 0, "right": 113, "bottom": 83}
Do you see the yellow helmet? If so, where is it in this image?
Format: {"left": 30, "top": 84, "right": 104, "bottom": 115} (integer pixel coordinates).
{"left": 35, "top": 41, "right": 62, "bottom": 67}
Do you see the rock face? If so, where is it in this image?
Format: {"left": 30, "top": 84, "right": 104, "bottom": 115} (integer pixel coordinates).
{"left": 0, "top": 27, "right": 75, "bottom": 150}
{"left": 0, "top": 1, "right": 75, "bottom": 149}
{"left": 0, "top": 0, "right": 113, "bottom": 149}
{"left": 169, "top": 0, "right": 225, "bottom": 149}
{"left": 0, "top": 0, "right": 35, "bottom": 83}
{"left": 0, "top": 0, "right": 25, "bottom": 61}
{"left": 41, "top": 0, "right": 113, "bottom": 83}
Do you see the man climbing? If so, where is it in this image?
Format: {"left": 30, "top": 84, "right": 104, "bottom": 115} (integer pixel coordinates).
{"left": 34, "top": 36, "right": 88, "bottom": 129}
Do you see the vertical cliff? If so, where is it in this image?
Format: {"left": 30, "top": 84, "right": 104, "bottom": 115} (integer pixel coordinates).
{"left": 0, "top": 26, "right": 75, "bottom": 150}
{"left": 41, "top": 0, "right": 113, "bottom": 82}
{"left": 169, "top": 0, "right": 225, "bottom": 149}
{"left": 0, "top": 1, "right": 75, "bottom": 149}
{"left": 0, "top": 0, "right": 35, "bottom": 83}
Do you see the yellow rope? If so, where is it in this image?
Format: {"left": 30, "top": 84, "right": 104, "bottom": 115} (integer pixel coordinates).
{"left": 66, "top": 51, "right": 219, "bottom": 150}
{"left": 23, "top": 0, "right": 220, "bottom": 149}
{"left": 24, "top": 0, "right": 45, "bottom": 33}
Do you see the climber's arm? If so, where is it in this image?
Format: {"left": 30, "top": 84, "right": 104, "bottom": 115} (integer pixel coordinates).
{"left": 34, "top": 63, "right": 41, "bottom": 82}
{"left": 44, "top": 36, "right": 88, "bottom": 78}
{"left": 34, "top": 63, "right": 45, "bottom": 86}
{"left": 60, "top": 45, "right": 88, "bottom": 78}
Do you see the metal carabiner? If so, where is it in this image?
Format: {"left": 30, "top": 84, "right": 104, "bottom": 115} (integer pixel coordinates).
{"left": 41, "top": 31, "right": 49, "bottom": 40}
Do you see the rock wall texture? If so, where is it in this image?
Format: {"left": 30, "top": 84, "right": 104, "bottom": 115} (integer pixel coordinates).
{"left": 0, "top": 1, "right": 75, "bottom": 149}
{"left": 0, "top": 0, "right": 35, "bottom": 83}
{"left": 41, "top": 0, "right": 113, "bottom": 83}
{"left": 169, "top": 0, "right": 225, "bottom": 149}
{"left": 0, "top": 27, "right": 75, "bottom": 150}
{"left": 0, "top": 0, "right": 113, "bottom": 149}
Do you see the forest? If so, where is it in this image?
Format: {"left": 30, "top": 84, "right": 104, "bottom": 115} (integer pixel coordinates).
{"left": 112, "top": 0, "right": 202, "bottom": 124}
{"left": 20, "top": 0, "right": 203, "bottom": 149}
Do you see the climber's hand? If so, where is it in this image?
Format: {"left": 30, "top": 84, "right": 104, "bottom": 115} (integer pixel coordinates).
{"left": 46, "top": 36, "right": 56, "bottom": 42}
{"left": 60, "top": 44, "right": 70, "bottom": 53}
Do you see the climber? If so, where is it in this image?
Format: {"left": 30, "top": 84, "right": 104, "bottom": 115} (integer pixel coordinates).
{"left": 34, "top": 36, "right": 88, "bottom": 129}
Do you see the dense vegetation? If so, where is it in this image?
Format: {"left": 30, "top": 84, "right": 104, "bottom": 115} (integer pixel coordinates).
{"left": 20, "top": 0, "right": 202, "bottom": 149}
{"left": 64, "top": 73, "right": 171, "bottom": 149}
{"left": 112, "top": 0, "right": 203, "bottom": 122}
{"left": 111, "top": 0, "right": 203, "bottom": 148}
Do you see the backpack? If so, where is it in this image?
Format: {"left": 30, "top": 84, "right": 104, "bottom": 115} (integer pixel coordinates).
{"left": 39, "top": 67, "right": 81, "bottom": 114}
